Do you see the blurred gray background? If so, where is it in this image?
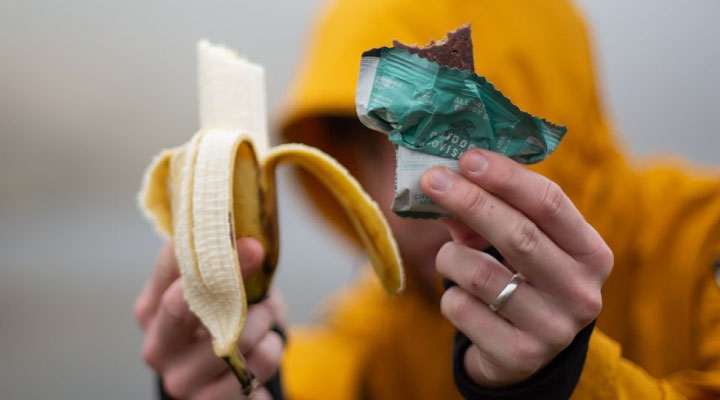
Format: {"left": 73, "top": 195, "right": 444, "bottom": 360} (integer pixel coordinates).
{"left": 1, "top": 1, "right": 718, "bottom": 399}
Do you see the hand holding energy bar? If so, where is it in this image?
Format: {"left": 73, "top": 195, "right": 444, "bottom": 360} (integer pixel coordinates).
{"left": 356, "top": 25, "right": 567, "bottom": 218}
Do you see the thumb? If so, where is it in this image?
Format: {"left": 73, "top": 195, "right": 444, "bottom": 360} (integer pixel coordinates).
{"left": 236, "top": 237, "right": 266, "bottom": 278}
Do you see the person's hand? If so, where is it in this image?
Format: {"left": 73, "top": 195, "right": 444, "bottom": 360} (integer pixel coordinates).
{"left": 134, "top": 238, "right": 286, "bottom": 399}
{"left": 421, "top": 149, "right": 613, "bottom": 388}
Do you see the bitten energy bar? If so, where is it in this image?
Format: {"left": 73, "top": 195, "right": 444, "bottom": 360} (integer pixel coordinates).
{"left": 392, "top": 24, "right": 475, "bottom": 73}
{"left": 356, "top": 24, "right": 567, "bottom": 218}
{"left": 390, "top": 25, "right": 474, "bottom": 218}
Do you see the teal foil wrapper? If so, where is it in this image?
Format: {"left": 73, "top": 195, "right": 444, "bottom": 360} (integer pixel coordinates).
{"left": 356, "top": 47, "right": 566, "bottom": 164}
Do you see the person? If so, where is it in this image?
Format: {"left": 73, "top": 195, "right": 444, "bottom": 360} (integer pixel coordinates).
{"left": 134, "top": 0, "right": 720, "bottom": 398}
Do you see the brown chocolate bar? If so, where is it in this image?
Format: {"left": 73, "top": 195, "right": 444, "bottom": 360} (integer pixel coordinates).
{"left": 393, "top": 24, "right": 475, "bottom": 72}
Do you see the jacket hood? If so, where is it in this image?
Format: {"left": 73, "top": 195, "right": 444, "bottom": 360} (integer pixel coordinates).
{"left": 278, "top": 0, "right": 637, "bottom": 263}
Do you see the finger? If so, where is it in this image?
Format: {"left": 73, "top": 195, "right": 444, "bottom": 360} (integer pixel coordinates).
{"left": 237, "top": 303, "right": 274, "bottom": 354}
{"left": 190, "top": 373, "right": 272, "bottom": 400}
{"left": 163, "top": 340, "right": 229, "bottom": 399}
{"left": 458, "top": 149, "right": 605, "bottom": 261}
{"left": 237, "top": 237, "right": 266, "bottom": 279}
{"left": 464, "top": 337, "right": 545, "bottom": 388}
{"left": 421, "top": 167, "right": 575, "bottom": 289}
{"left": 263, "top": 288, "right": 288, "bottom": 331}
{"left": 137, "top": 237, "right": 265, "bottom": 331}
{"left": 442, "top": 287, "right": 572, "bottom": 386}
{"left": 144, "top": 280, "right": 200, "bottom": 369}
{"left": 249, "top": 387, "right": 273, "bottom": 400}
{"left": 245, "top": 331, "right": 284, "bottom": 384}
{"left": 135, "top": 242, "right": 179, "bottom": 329}
{"left": 442, "top": 218, "right": 490, "bottom": 249}
{"left": 441, "top": 286, "right": 518, "bottom": 359}
{"left": 188, "top": 371, "right": 241, "bottom": 400}
{"left": 444, "top": 218, "right": 505, "bottom": 264}
{"left": 435, "top": 242, "right": 558, "bottom": 333}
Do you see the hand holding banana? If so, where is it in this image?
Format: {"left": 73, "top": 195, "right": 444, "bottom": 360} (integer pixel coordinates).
{"left": 137, "top": 41, "right": 404, "bottom": 395}
{"left": 421, "top": 149, "right": 613, "bottom": 387}
{"left": 135, "top": 239, "right": 285, "bottom": 399}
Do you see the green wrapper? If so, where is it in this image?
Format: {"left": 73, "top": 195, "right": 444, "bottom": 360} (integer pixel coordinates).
{"left": 356, "top": 47, "right": 567, "bottom": 219}
{"left": 356, "top": 47, "right": 566, "bottom": 163}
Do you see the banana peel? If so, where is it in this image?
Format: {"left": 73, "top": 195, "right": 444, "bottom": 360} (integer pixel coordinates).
{"left": 138, "top": 40, "right": 404, "bottom": 395}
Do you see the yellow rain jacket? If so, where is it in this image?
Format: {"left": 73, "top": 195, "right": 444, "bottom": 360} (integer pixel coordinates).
{"left": 279, "top": 0, "right": 720, "bottom": 398}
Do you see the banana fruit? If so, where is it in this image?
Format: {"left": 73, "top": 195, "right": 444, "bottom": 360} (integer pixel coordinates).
{"left": 138, "top": 41, "right": 404, "bottom": 394}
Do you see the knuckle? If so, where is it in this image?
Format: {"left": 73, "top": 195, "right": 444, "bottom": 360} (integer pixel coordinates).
{"left": 469, "top": 261, "right": 496, "bottom": 292}
{"left": 160, "top": 283, "right": 187, "bottom": 319}
{"left": 539, "top": 181, "right": 565, "bottom": 217}
{"left": 577, "top": 228, "right": 614, "bottom": 281}
{"left": 134, "top": 297, "right": 150, "bottom": 327}
{"left": 545, "top": 318, "right": 576, "bottom": 352}
{"left": 249, "top": 388, "right": 273, "bottom": 400}
{"left": 267, "top": 333, "right": 285, "bottom": 361}
{"left": 142, "top": 338, "right": 162, "bottom": 371}
{"left": 583, "top": 294, "right": 603, "bottom": 323}
{"left": 265, "top": 289, "right": 288, "bottom": 323}
{"left": 508, "top": 219, "right": 539, "bottom": 255}
{"left": 251, "top": 337, "right": 281, "bottom": 382}
{"left": 499, "top": 163, "right": 520, "bottom": 190}
{"left": 163, "top": 370, "right": 189, "bottom": 399}
{"left": 460, "top": 186, "right": 489, "bottom": 216}
{"left": 592, "top": 244, "right": 614, "bottom": 281}
{"left": 568, "top": 283, "right": 603, "bottom": 323}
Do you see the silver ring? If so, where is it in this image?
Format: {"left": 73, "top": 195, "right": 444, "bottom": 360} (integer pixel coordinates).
{"left": 489, "top": 273, "right": 522, "bottom": 312}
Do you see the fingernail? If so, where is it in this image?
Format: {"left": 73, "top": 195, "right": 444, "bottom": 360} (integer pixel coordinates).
{"left": 428, "top": 169, "right": 453, "bottom": 192}
{"left": 464, "top": 152, "right": 487, "bottom": 174}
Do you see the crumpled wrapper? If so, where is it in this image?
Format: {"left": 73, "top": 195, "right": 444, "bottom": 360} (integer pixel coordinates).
{"left": 356, "top": 47, "right": 567, "bottom": 218}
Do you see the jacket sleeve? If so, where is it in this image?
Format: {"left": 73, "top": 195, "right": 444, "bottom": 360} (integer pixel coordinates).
{"left": 571, "top": 329, "right": 683, "bottom": 399}
{"left": 573, "top": 163, "right": 720, "bottom": 399}
{"left": 574, "top": 307, "right": 720, "bottom": 400}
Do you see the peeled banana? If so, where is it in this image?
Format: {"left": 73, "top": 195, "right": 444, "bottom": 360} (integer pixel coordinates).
{"left": 138, "top": 40, "right": 404, "bottom": 394}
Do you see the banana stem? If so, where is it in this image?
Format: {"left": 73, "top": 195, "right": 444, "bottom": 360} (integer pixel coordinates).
{"left": 223, "top": 350, "right": 257, "bottom": 396}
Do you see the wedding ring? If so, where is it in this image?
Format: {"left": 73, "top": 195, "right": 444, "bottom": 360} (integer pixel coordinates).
{"left": 489, "top": 273, "right": 522, "bottom": 312}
